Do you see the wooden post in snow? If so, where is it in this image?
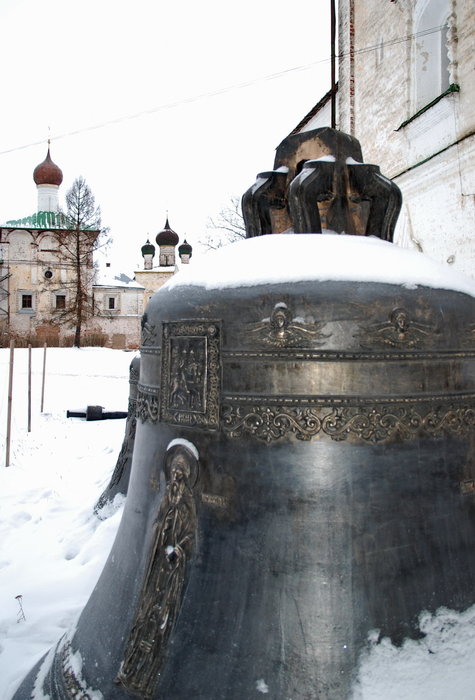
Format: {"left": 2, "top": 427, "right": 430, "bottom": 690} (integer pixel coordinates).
{"left": 5, "top": 340, "right": 14, "bottom": 467}
{"left": 40, "top": 343, "right": 47, "bottom": 413}
{"left": 28, "top": 344, "right": 32, "bottom": 433}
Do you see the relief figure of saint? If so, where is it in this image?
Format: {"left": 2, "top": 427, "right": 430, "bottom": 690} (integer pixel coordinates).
{"left": 117, "top": 446, "right": 198, "bottom": 697}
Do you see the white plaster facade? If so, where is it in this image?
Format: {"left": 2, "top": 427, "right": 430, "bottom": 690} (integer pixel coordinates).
{"left": 135, "top": 267, "right": 176, "bottom": 311}
{"left": 0, "top": 226, "right": 146, "bottom": 349}
{"left": 37, "top": 184, "right": 60, "bottom": 213}
{"left": 1, "top": 225, "right": 91, "bottom": 345}
{"left": 0, "top": 146, "right": 198, "bottom": 348}
{"left": 295, "top": 0, "right": 474, "bottom": 279}
{"left": 1, "top": 149, "right": 192, "bottom": 348}
{"left": 93, "top": 270, "right": 145, "bottom": 349}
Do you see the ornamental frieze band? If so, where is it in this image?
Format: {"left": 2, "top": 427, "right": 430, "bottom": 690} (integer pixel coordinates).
{"left": 221, "top": 395, "right": 475, "bottom": 444}
{"left": 224, "top": 348, "right": 475, "bottom": 361}
{"left": 136, "top": 384, "right": 475, "bottom": 444}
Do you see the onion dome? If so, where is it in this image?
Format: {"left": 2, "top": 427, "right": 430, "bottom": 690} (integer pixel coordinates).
{"left": 33, "top": 145, "right": 63, "bottom": 186}
{"left": 155, "top": 217, "right": 179, "bottom": 247}
{"left": 178, "top": 239, "right": 193, "bottom": 258}
{"left": 141, "top": 239, "right": 156, "bottom": 257}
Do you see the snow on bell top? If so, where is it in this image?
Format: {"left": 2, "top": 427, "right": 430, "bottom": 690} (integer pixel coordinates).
{"left": 155, "top": 218, "right": 179, "bottom": 247}
{"left": 33, "top": 143, "right": 63, "bottom": 186}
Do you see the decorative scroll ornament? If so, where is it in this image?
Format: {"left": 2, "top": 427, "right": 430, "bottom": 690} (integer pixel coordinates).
{"left": 141, "top": 313, "right": 157, "bottom": 347}
{"left": 117, "top": 446, "right": 199, "bottom": 697}
{"left": 160, "top": 321, "right": 221, "bottom": 429}
{"left": 137, "top": 386, "right": 159, "bottom": 424}
{"left": 355, "top": 307, "right": 437, "bottom": 349}
{"left": 246, "top": 302, "right": 330, "bottom": 348}
{"left": 221, "top": 399, "right": 475, "bottom": 444}
{"left": 130, "top": 364, "right": 140, "bottom": 384}
{"left": 38, "top": 635, "right": 102, "bottom": 700}
{"left": 60, "top": 639, "right": 99, "bottom": 699}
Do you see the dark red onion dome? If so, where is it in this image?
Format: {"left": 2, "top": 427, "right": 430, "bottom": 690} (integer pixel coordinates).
{"left": 33, "top": 146, "right": 63, "bottom": 186}
{"left": 155, "top": 217, "right": 179, "bottom": 247}
{"left": 141, "top": 239, "right": 156, "bottom": 257}
{"left": 178, "top": 239, "right": 193, "bottom": 258}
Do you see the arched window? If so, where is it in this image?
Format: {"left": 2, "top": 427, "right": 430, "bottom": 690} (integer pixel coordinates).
{"left": 414, "top": 0, "right": 451, "bottom": 110}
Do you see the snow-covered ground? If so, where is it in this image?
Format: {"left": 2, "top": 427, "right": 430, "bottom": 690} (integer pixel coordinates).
{"left": 0, "top": 348, "right": 131, "bottom": 699}
{"left": 1, "top": 279, "right": 475, "bottom": 698}
{"left": 352, "top": 606, "right": 475, "bottom": 699}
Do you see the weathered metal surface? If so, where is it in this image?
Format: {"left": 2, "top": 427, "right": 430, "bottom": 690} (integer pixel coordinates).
{"left": 11, "top": 127, "right": 474, "bottom": 699}
{"left": 94, "top": 354, "right": 140, "bottom": 514}
{"left": 242, "top": 127, "right": 402, "bottom": 240}
{"left": 13, "top": 271, "right": 475, "bottom": 700}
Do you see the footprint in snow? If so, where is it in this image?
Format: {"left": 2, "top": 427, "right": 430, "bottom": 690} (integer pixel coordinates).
{"left": 10, "top": 511, "right": 32, "bottom": 527}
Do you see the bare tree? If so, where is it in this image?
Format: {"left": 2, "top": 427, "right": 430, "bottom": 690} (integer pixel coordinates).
{"left": 51, "top": 177, "right": 108, "bottom": 347}
{"left": 201, "top": 196, "right": 246, "bottom": 250}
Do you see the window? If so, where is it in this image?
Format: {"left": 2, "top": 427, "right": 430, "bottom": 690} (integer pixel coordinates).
{"left": 414, "top": 0, "right": 451, "bottom": 110}
{"left": 55, "top": 295, "right": 66, "bottom": 310}
{"left": 102, "top": 293, "right": 119, "bottom": 314}
{"left": 18, "top": 291, "right": 35, "bottom": 313}
{"left": 21, "top": 294, "right": 32, "bottom": 309}
{"left": 44, "top": 269, "right": 53, "bottom": 280}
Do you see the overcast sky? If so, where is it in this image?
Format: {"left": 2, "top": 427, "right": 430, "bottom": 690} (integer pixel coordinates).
{"left": 0, "top": 0, "right": 331, "bottom": 273}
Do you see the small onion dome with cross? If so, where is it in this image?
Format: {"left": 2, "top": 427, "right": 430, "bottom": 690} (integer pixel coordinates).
{"left": 141, "top": 239, "right": 156, "bottom": 270}
{"left": 178, "top": 239, "right": 193, "bottom": 264}
{"left": 156, "top": 218, "right": 179, "bottom": 267}
{"left": 141, "top": 239, "right": 156, "bottom": 257}
{"left": 33, "top": 145, "right": 63, "bottom": 186}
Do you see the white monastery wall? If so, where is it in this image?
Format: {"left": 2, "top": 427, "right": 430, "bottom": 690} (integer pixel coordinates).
{"left": 93, "top": 286, "right": 143, "bottom": 349}
{"left": 336, "top": 0, "right": 474, "bottom": 278}
{"left": 135, "top": 268, "right": 175, "bottom": 312}
{"left": 395, "top": 136, "right": 475, "bottom": 278}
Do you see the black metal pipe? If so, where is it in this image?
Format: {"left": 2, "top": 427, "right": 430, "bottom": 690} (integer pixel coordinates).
{"left": 66, "top": 405, "right": 128, "bottom": 421}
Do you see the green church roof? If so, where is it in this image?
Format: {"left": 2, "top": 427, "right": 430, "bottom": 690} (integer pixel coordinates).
{"left": 3, "top": 211, "right": 98, "bottom": 230}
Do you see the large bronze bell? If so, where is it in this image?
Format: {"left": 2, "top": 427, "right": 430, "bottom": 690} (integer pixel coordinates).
{"left": 13, "top": 130, "right": 475, "bottom": 699}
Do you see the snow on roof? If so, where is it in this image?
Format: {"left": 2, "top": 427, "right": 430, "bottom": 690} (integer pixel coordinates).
{"left": 164, "top": 234, "right": 475, "bottom": 298}
{"left": 134, "top": 266, "right": 176, "bottom": 274}
{"left": 94, "top": 269, "right": 144, "bottom": 289}
{"left": 289, "top": 86, "right": 338, "bottom": 136}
